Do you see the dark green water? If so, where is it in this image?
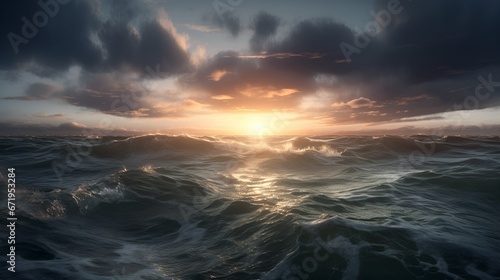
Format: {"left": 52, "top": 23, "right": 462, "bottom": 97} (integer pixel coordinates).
{"left": 0, "top": 135, "right": 499, "bottom": 279}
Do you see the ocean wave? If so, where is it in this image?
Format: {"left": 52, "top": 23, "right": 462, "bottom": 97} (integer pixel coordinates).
{"left": 1, "top": 135, "right": 499, "bottom": 279}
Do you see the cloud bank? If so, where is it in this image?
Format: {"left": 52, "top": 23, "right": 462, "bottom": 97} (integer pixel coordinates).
{"left": 1, "top": 0, "right": 500, "bottom": 129}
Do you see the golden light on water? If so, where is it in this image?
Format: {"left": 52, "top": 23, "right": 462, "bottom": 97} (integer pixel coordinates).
{"left": 233, "top": 173, "right": 299, "bottom": 214}
{"left": 227, "top": 159, "right": 303, "bottom": 214}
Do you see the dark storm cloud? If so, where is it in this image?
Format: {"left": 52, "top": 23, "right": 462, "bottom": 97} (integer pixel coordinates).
{"left": 179, "top": 50, "right": 317, "bottom": 110}
{"left": 1, "top": 0, "right": 102, "bottom": 73}
{"left": 3, "top": 82, "right": 61, "bottom": 100}
{"left": 59, "top": 72, "right": 192, "bottom": 118}
{"left": 99, "top": 19, "right": 191, "bottom": 76}
{"left": 0, "top": 0, "right": 195, "bottom": 119}
{"left": 185, "top": 0, "right": 500, "bottom": 123}
{"left": 107, "top": 0, "right": 147, "bottom": 21}
{"left": 258, "top": 18, "right": 354, "bottom": 78}
{"left": 4, "top": 72, "right": 194, "bottom": 118}
{"left": 0, "top": 0, "right": 191, "bottom": 77}
{"left": 3, "top": 78, "right": 151, "bottom": 117}
{"left": 61, "top": 73, "right": 187, "bottom": 118}
{"left": 360, "top": 0, "right": 500, "bottom": 82}
{"left": 209, "top": 11, "right": 240, "bottom": 37}
{"left": 250, "top": 11, "right": 280, "bottom": 52}
{"left": 181, "top": 18, "right": 354, "bottom": 110}
{"left": 33, "top": 113, "right": 65, "bottom": 118}
{"left": 3, "top": 0, "right": 500, "bottom": 123}
{"left": 264, "top": 0, "right": 500, "bottom": 80}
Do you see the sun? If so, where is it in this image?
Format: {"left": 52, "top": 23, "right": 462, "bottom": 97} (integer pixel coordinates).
{"left": 251, "top": 121, "right": 266, "bottom": 136}
{"left": 213, "top": 112, "right": 294, "bottom": 136}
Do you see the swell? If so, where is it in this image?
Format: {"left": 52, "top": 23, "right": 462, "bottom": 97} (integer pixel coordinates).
{"left": 264, "top": 215, "right": 500, "bottom": 280}
{"left": 90, "top": 134, "right": 216, "bottom": 158}
{"left": 1, "top": 135, "right": 500, "bottom": 279}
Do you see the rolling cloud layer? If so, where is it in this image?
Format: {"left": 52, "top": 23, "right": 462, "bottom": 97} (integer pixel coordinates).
{"left": 1, "top": 0, "right": 500, "bottom": 133}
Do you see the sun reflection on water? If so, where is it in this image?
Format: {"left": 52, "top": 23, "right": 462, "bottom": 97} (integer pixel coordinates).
{"left": 230, "top": 168, "right": 302, "bottom": 214}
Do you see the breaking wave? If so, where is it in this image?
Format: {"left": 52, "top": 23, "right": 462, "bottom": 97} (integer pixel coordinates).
{"left": 0, "top": 135, "right": 499, "bottom": 279}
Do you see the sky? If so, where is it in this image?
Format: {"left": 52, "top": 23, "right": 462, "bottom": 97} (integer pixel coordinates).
{"left": 1, "top": 0, "right": 500, "bottom": 136}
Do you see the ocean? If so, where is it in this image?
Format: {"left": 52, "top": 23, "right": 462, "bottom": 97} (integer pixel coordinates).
{"left": 0, "top": 135, "right": 499, "bottom": 279}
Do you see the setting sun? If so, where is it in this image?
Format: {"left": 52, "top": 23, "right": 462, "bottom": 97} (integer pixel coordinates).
{"left": 251, "top": 121, "right": 265, "bottom": 136}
